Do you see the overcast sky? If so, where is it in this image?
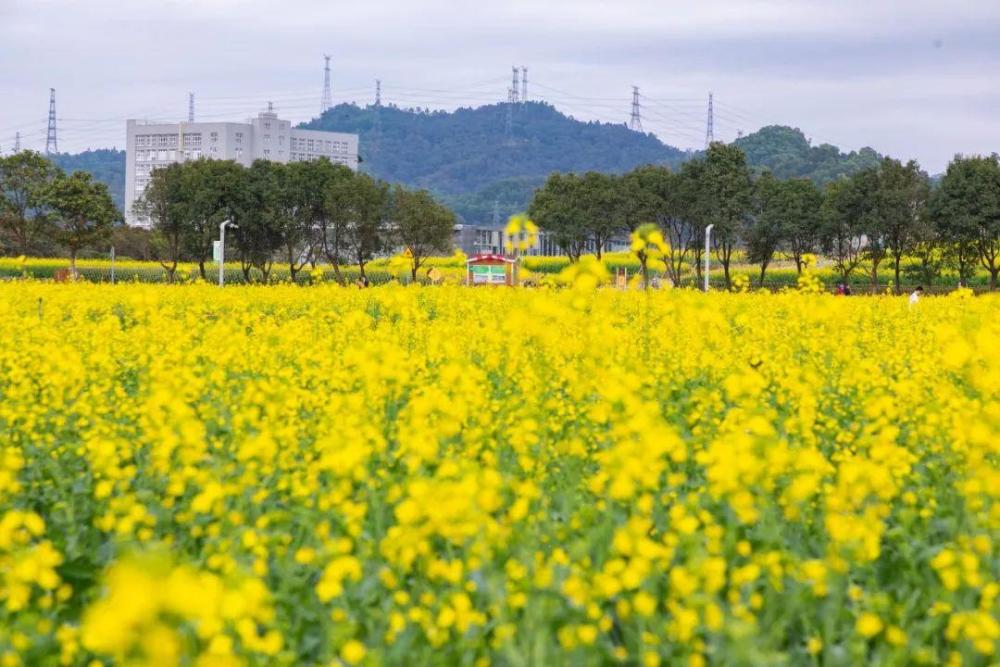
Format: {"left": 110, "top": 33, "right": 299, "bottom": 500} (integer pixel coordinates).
{"left": 1, "top": 0, "right": 998, "bottom": 172}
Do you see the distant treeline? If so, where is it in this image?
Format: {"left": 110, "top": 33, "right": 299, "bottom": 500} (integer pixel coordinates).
{"left": 528, "top": 144, "right": 1000, "bottom": 291}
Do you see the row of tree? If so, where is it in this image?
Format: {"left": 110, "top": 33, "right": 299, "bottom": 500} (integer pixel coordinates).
{"left": 1, "top": 151, "right": 458, "bottom": 282}
{"left": 135, "top": 157, "right": 456, "bottom": 283}
{"left": 0, "top": 151, "right": 119, "bottom": 270}
{"left": 529, "top": 144, "right": 1000, "bottom": 290}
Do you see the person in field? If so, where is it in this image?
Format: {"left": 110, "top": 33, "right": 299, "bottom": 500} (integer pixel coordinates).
{"left": 909, "top": 285, "right": 924, "bottom": 305}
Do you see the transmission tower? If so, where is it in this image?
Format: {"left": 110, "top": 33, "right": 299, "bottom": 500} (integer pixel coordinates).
{"left": 188, "top": 92, "right": 195, "bottom": 122}
{"left": 492, "top": 199, "right": 500, "bottom": 226}
{"left": 521, "top": 67, "right": 528, "bottom": 102}
{"left": 704, "top": 92, "right": 714, "bottom": 148}
{"left": 45, "top": 88, "right": 57, "bottom": 155}
{"left": 14, "top": 132, "right": 20, "bottom": 153}
{"left": 371, "top": 80, "right": 382, "bottom": 159}
{"left": 629, "top": 86, "right": 643, "bottom": 131}
{"left": 510, "top": 67, "right": 520, "bottom": 103}
{"left": 321, "top": 54, "right": 333, "bottom": 114}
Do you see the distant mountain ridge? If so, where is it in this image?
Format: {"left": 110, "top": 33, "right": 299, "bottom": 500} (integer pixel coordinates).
{"left": 44, "top": 104, "right": 883, "bottom": 225}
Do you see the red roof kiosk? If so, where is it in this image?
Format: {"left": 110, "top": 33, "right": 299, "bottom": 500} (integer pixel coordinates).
{"left": 466, "top": 254, "right": 517, "bottom": 286}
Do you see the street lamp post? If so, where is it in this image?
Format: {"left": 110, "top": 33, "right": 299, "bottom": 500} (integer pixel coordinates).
{"left": 218, "top": 219, "right": 237, "bottom": 287}
{"left": 704, "top": 224, "right": 714, "bottom": 292}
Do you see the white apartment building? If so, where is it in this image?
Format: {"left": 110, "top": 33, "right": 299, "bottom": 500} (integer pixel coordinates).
{"left": 125, "top": 107, "right": 359, "bottom": 226}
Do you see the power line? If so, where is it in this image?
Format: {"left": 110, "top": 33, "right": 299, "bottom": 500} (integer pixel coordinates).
{"left": 531, "top": 81, "right": 629, "bottom": 102}
{"left": 704, "top": 92, "right": 714, "bottom": 149}
{"left": 505, "top": 87, "right": 514, "bottom": 144}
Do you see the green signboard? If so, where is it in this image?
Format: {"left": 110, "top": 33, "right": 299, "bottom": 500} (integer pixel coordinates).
{"left": 471, "top": 264, "right": 507, "bottom": 284}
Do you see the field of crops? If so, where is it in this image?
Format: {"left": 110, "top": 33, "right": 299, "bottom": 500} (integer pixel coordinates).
{"left": 1, "top": 252, "right": 992, "bottom": 291}
{"left": 0, "top": 282, "right": 997, "bottom": 666}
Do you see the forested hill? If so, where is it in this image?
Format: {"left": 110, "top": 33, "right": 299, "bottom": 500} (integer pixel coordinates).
{"left": 302, "top": 102, "right": 687, "bottom": 193}
{"left": 731, "top": 125, "right": 881, "bottom": 182}
{"left": 51, "top": 149, "right": 126, "bottom": 210}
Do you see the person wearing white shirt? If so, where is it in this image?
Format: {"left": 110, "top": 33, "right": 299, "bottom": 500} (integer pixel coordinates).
{"left": 909, "top": 285, "right": 924, "bottom": 305}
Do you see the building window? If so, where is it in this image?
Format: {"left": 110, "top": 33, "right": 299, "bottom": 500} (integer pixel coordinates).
{"left": 264, "top": 149, "right": 270, "bottom": 156}
{"left": 264, "top": 135, "right": 270, "bottom": 144}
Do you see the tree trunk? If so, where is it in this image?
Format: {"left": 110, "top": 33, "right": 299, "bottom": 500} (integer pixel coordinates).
{"left": 198, "top": 259, "right": 207, "bottom": 280}
{"left": 287, "top": 246, "right": 298, "bottom": 282}
{"left": 69, "top": 249, "right": 78, "bottom": 279}
{"left": 759, "top": 261, "right": 769, "bottom": 288}
{"left": 893, "top": 255, "right": 902, "bottom": 294}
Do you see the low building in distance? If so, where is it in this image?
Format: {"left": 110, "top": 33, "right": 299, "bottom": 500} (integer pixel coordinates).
{"left": 125, "top": 105, "right": 359, "bottom": 227}
{"left": 452, "top": 223, "right": 627, "bottom": 257}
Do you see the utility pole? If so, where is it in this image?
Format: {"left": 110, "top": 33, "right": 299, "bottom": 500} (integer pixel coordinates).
{"left": 14, "top": 132, "right": 20, "bottom": 153}
{"left": 704, "top": 92, "right": 714, "bottom": 149}
{"left": 521, "top": 66, "right": 527, "bottom": 102}
{"left": 45, "top": 88, "right": 57, "bottom": 155}
{"left": 704, "top": 224, "right": 714, "bottom": 292}
{"left": 629, "top": 86, "right": 643, "bottom": 131}
{"left": 217, "top": 220, "right": 237, "bottom": 287}
{"left": 188, "top": 92, "right": 195, "bottom": 122}
{"left": 511, "top": 67, "right": 520, "bottom": 103}
{"left": 492, "top": 199, "right": 500, "bottom": 226}
{"left": 375, "top": 79, "right": 381, "bottom": 107}
{"left": 321, "top": 54, "right": 333, "bottom": 114}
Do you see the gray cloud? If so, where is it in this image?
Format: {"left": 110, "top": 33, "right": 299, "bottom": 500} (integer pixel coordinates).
{"left": 1, "top": 0, "right": 998, "bottom": 171}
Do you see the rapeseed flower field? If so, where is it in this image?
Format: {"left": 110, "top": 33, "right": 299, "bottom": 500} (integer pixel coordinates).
{"left": 0, "top": 282, "right": 997, "bottom": 666}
